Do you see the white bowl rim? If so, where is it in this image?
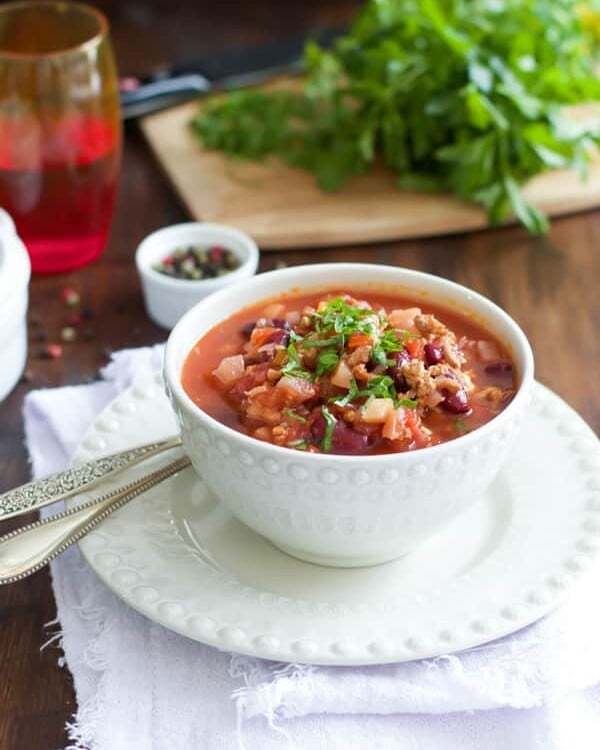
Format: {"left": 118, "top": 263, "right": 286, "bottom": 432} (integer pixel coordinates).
{"left": 165, "top": 263, "right": 535, "bottom": 464}
{"left": 135, "top": 222, "right": 259, "bottom": 290}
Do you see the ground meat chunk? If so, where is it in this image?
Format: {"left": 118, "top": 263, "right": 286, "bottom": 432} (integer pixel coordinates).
{"left": 272, "top": 423, "right": 291, "bottom": 445}
{"left": 245, "top": 399, "right": 282, "bottom": 425}
{"left": 437, "top": 333, "right": 465, "bottom": 368}
{"left": 300, "top": 347, "right": 317, "bottom": 369}
{"left": 352, "top": 363, "right": 379, "bottom": 383}
{"left": 401, "top": 361, "right": 472, "bottom": 409}
{"left": 402, "top": 360, "right": 445, "bottom": 408}
{"left": 427, "top": 364, "right": 473, "bottom": 393}
{"left": 415, "top": 314, "right": 464, "bottom": 368}
{"left": 347, "top": 345, "right": 372, "bottom": 367}
{"left": 414, "top": 313, "right": 448, "bottom": 337}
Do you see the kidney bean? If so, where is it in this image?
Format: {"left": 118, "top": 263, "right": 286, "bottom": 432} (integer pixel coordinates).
{"left": 388, "top": 349, "right": 410, "bottom": 391}
{"left": 441, "top": 388, "right": 470, "bottom": 414}
{"left": 484, "top": 359, "right": 513, "bottom": 375}
{"left": 265, "top": 329, "right": 290, "bottom": 347}
{"left": 244, "top": 347, "right": 276, "bottom": 365}
{"left": 331, "top": 422, "right": 369, "bottom": 454}
{"left": 271, "top": 318, "right": 291, "bottom": 330}
{"left": 310, "top": 413, "right": 326, "bottom": 440}
{"left": 310, "top": 415, "right": 368, "bottom": 454}
{"left": 424, "top": 343, "right": 443, "bottom": 367}
{"left": 241, "top": 321, "right": 256, "bottom": 338}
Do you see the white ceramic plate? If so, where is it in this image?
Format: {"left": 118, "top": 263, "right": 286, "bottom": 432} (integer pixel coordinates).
{"left": 73, "top": 373, "right": 600, "bottom": 666}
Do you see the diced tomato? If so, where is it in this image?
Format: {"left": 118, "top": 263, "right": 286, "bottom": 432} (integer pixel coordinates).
{"left": 228, "top": 364, "right": 269, "bottom": 402}
{"left": 348, "top": 332, "right": 373, "bottom": 350}
{"left": 404, "top": 409, "right": 430, "bottom": 445}
{"left": 250, "top": 326, "right": 279, "bottom": 348}
{"left": 404, "top": 339, "right": 425, "bottom": 360}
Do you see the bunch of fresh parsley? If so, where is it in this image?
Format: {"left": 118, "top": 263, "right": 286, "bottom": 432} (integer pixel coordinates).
{"left": 192, "top": 0, "right": 600, "bottom": 233}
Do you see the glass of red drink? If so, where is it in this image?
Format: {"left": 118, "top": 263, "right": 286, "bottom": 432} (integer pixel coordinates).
{"left": 0, "top": 1, "right": 121, "bottom": 274}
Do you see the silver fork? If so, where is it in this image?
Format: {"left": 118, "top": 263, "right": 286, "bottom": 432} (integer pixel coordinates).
{"left": 0, "top": 453, "right": 191, "bottom": 584}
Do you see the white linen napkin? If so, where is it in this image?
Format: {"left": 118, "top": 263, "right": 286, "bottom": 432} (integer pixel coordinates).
{"left": 22, "top": 345, "right": 600, "bottom": 750}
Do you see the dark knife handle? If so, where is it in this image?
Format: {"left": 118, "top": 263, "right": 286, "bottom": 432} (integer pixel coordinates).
{"left": 119, "top": 27, "right": 342, "bottom": 120}
{"left": 120, "top": 73, "right": 212, "bottom": 120}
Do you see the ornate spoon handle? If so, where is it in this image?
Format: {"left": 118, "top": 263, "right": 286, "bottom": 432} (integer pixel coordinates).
{"left": 0, "top": 435, "right": 182, "bottom": 521}
{"left": 0, "top": 454, "right": 191, "bottom": 584}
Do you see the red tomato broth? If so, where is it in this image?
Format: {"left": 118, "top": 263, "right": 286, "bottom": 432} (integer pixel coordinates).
{"left": 181, "top": 289, "right": 517, "bottom": 455}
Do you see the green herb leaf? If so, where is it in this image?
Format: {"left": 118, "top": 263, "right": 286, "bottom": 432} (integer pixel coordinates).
{"left": 301, "top": 336, "right": 344, "bottom": 348}
{"left": 396, "top": 397, "right": 418, "bottom": 409}
{"left": 357, "top": 375, "right": 397, "bottom": 400}
{"left": 285, "top": 409, "right": 308, "bottom": 424}
{"left": 281, "top": 341, "right": 313, "bottom": 381}
{"left": 321, "top": 405, "right": 337, "bottom": 452}
{"left": 331, "top": 377, "right": 360, "bottom": 407}
{"left": 316, "top": 348, "right": 341, "bottom": 377}
{"left": 287, "top": 439, "right": 309, "bottom": 449}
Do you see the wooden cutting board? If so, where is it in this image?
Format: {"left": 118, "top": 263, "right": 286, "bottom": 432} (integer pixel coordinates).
{"left": 140, "top": 99, "right": 600, "bottom": 248}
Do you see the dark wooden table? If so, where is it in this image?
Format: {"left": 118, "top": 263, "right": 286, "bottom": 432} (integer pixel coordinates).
{"left": 1, "top": 2, "right": 599, "bottom": 748}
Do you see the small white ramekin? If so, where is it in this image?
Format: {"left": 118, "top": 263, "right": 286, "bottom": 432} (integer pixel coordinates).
{"left": 165, "top": 263, "right": 535, "bottom": 568}
{"left": 135, "top": 222, "right": 259, "bottom": 330}
{"left": 0, "top": 209, "right": 31, "bottom": 402}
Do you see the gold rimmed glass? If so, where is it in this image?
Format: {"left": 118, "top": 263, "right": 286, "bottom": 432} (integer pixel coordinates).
{"left": 0, "top": 1, "right": 121, "bottom": 273}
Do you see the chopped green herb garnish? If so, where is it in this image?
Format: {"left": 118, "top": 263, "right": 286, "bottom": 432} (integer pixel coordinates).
{"left": 313, "top": 297, "right": 380, "bottom": 340}
{"left": 284, "top": 409, "right": 308, "bottom": 424}
{"left": 357, "top": 375, "right": 396, "bottom": 400}
{"left": 315, "top": 348, "right": 340, "bottom": 377}
{"left": 454, "top": 417, "right": 470, "bottom": 434}
{"left": 321, "top": 405, "right": 337, "bottom": 452}
{"left": 301, "top": 336, "right": 344, "bottom": 348}
{"left": 331, "top": 377, "right": 360, "bottom": 407}
{"left": 397, "top": 397, "right": 418, "bottom": 409}
{"left": 355, "top": 376, "right": 418, "bottom": 409}
{"left": 370, "top": 343, "right": 395, "bottom": 369}
{"left": 281, "top": 341, "right": 313, "bottom": 381}
{"left": 379, "top": 329, "right": 405, "bottom": 352}
{"left": 287, "top": 438, "right": 309, "bottom": 449}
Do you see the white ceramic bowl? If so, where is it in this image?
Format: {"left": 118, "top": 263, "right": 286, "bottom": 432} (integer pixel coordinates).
{"left": 0, "top": 209, "right": 31, "bottom": 402}
{"left": 135, "top": 222, "right": 259, "bottom": 330}
{"left": 165, "top": 263, "right": 534, "bottom": 567}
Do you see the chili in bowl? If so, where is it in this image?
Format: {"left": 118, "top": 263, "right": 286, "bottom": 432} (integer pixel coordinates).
{"left": 164, "top": 264, "right": 534, "bottom": 567}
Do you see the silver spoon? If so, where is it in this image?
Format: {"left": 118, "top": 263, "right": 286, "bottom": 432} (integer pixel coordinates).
{"left": 0, "top": 453, "right": 191, "bottom": 584}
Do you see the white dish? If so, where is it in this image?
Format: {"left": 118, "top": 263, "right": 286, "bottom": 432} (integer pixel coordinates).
{"left": 0, "top": 209, "right": 31, "bottom": 402}
{"left": 135, "top": 222, "right": 259, "bottom": 330}
{"left": 73, "top": 373, "right": 600, "bottom": 666}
